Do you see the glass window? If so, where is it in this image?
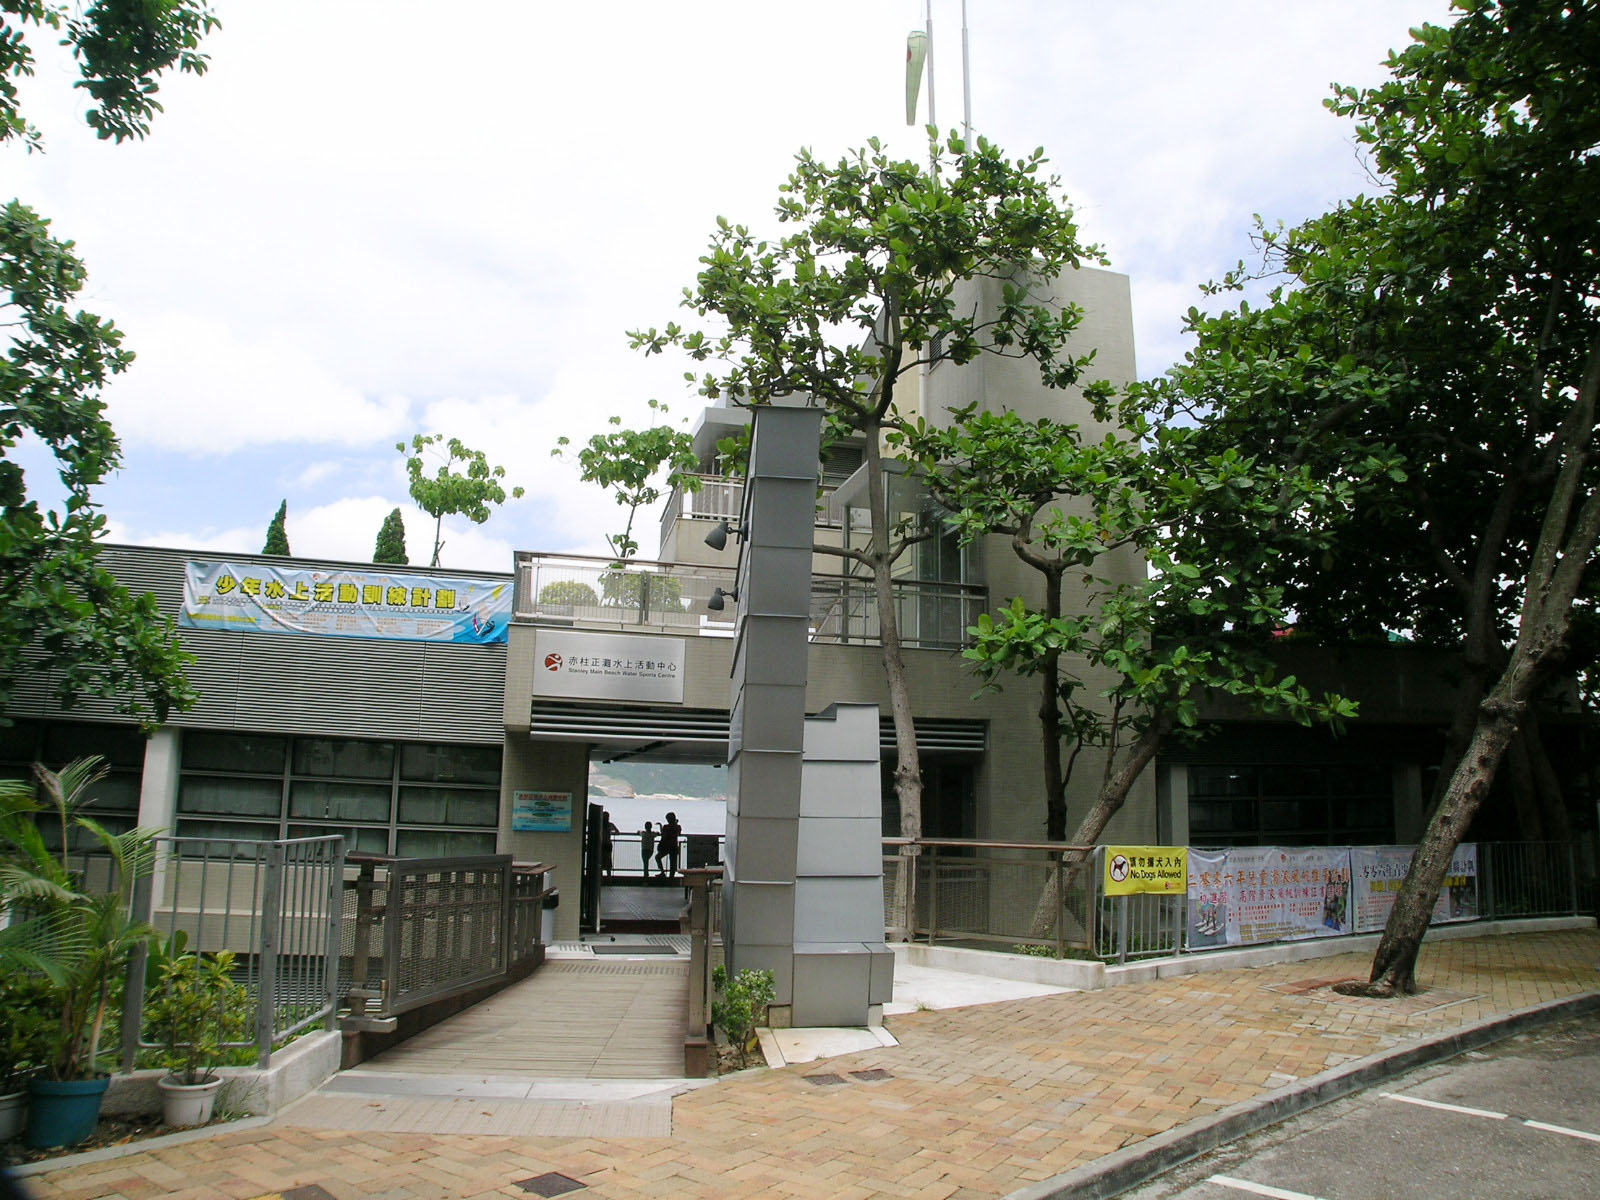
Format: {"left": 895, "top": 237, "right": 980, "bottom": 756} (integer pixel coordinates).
{"left": 289, "top": 824, "right": 390, "bottom": 855}
{"left": 292, "top": 738, "right": 394, "bottom": 780}
{"left": 395, "top": 828, "right": 495, "bottom": 858}
{"left": 0, "top": 721, "right": 41, "bottom": 761}
{"left": 1190, "top": 767, "right": 1255, "bottom": 798}
{"left": 399, "top": 744, "right": 499, "bottom": 785}
{"left": 179, "top": 775, "right": 282, "bottom": 817}
{"left": 289, "top": 781, "right": 391, "bottom": 824}
{"left": 182, "top": 731, "right": 287, "bottom": 774}
{"left": 398, "top": 787, "right": 498, "bottom": 827}
{"left": 44, "top": 723, "right": 147, "bottom": 768}
{"left": 175, "top": 818, "right": 276, "bottom": 843}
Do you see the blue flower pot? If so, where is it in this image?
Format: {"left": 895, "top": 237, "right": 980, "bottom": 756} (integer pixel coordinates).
{"left": 25, "top": 1076, "right": 110, "bottom": 1149}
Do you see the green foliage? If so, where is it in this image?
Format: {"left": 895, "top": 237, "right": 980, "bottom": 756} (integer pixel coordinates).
{"left": 144, "top": 948, "right": 250, "bottom": 1085}
{"left": 372, "top": 507, "right": 408, "bottom": 565}
{"left": 632, "top": 133, "right": 1108, "bottom": 837}
{"left": 597, "top": 567, "right": 684, "bottom": 612}
{"left": 261, "top": 499, "right": 290, "bottom": 555}
{"left": 554, "top": 399, "right": 699, "bottom": 560}
{"left": 0, "top": 971, "right": 56, "bottom": 1092}
{"left": 710, "top": 965, "right": 774, "bottom": 1069}
{"left": 1, "top": 2, "right": 219, "bottom": 151}
{"left": 536, "top": 580, "right": 600, "bottom": 608}
{"left": 0, "top": 2, "right": 207, "bottom": 727}
{"left": 0, "top": 757, "right": 159, "bottom": 1080}
{"left": 399, "top": 434, "right": 525, "bottom": 567}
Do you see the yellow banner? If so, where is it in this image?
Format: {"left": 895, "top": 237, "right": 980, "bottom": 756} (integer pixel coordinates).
{"left": 1104, "top": 846, "right": 1188, "bottom": 895}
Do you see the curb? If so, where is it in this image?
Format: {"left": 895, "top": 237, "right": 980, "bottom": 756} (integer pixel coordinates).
{"left": 1004, "top": 988, "right": 1600, "bottom": 1200}
{"left": 8, "top": 1113, "right": 276, "bottom": 1179}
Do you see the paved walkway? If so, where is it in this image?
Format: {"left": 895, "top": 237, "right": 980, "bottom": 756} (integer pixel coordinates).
{"left": 21, "top": 927, "right": 1600, "bottom": 1200}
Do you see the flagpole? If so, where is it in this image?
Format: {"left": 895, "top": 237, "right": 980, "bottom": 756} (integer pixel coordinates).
{"left": 960, "top": 0, "right": 972, "bottom": 147}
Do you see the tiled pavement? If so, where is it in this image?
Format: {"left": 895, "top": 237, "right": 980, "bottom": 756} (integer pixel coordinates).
{"left": 21, "top": 928, "right": 1600, "bottom": 1200}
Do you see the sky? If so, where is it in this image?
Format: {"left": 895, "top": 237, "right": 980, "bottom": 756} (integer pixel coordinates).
{"left": 7, "top": 0, "right": 1455, "bottom": 574}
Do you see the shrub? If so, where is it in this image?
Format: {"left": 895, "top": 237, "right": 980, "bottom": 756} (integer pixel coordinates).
{"left": 538, "top": 580, "right": 600, "bottom": 608}
{"left": 711, "top": 966, "right": 775, "bottom": 1068}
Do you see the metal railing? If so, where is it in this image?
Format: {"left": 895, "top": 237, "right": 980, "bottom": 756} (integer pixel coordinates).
{"left": 604, "top": 829, "right": 724, "bottom": 882}
{"left": 122, "top": 835, "right": 346, "bottom": 1070}
{"left": 515, "top": 551, "right": 987, "bottom": 650}
{"left": 659, "top": 474, "right": 843, "bottom": 549}
{"left": 344, "top": 854, "right": 553, "bottom": 1019}
{"left": 881, "top": 839, "right": 1587, "bottom": 964}
{"left": 682, "top": 867, "right": 723, "bottom": 1077}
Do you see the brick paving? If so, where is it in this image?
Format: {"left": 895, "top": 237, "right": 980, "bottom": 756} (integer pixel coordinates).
{"left": 21, "top": 928, "right": 1600, "bottom": 1200}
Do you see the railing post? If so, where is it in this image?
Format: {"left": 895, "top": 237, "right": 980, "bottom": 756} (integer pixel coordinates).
{"left": 256, "top": 840, "right": 285, "bottom": 1068}
{"left": 383, "top": 862, "right": 404, "bottom": 1018}
{"left": 498, "top": 860, "right": 513, "bottom": 976}
{"left": 1116, "top": 895, "right": 1130, "bottom": 965}
{"left": 1482, "top": 843, "right": 1496, "bottom": 920}
{"left": 639, "top": 572, "right": 651, "bottom": 624}
{"left": 1053, "top": 854, "right": 1066, "bottom": 960}
{"left": 348, "top": 859, "right": 378, "bottom": 1013}
{"left": 323, "top": 838, "right": 345, "bottom": 1029}
{"left": 1568, "top": 841, "right": 1579, "bottom": 916}
{"left": 925, "top": 844, "right": 941, "bottom": 946}
{"left": 120, "top": 854, "right": 159, "bottom": 1073}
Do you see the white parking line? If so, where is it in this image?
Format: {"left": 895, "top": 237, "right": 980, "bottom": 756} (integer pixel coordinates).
{"left": 1206, "top": 1175, "right": 1326, "bottom": 1200}
{"left": 1379, "top": 1092, "right": 1507, "bottom": 1120}
{"left": 1522, "top": 1118, "right": 1600, "bottom": 1144}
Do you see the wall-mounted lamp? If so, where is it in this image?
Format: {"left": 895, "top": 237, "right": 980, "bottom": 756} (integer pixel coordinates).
{"left": 707, "top": 587, "right": 739, "bottom": 612}
{"left": 703, "top": 518, "right": 748, "bottom": 552}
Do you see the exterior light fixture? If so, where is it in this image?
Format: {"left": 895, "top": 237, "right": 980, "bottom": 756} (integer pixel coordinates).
{"left": 707, "top": 587, "right": 739, "bottom": 612}
{"left": 704, "top": 519, "right": 747, "bottom": 551}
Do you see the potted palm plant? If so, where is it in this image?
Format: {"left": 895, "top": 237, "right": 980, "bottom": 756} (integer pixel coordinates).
{"left": 0, "top": 758, "right": 159, "bottom": 1149}
{"left": 144, "top": 948, "right": 249, "bottom": 1127}
{"left": 0, "top": 975, "right": 55, "bottom": 1142}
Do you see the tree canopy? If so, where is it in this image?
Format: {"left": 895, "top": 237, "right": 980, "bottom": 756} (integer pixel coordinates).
{"left": 372, "top": 506, "right": 408, "bottom": 565}
{"left": 0, "top": 1, "right": 215, "bottom": 725}
{"left": 399, "top": 434, "right": 525, "bottom": 568}
{"left": 632, "top": 133, "right": 1108, "bottom": 850}
{"left": 261, "top": 499, "right": 290, "bottom": 555}
{"left": 1163, "top": 0, "right": 1600, "bottom": 992}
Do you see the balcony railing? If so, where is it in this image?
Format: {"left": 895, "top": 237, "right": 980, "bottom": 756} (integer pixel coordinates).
{"left": 660, "top": 474, "right": 842, "bottom": 549}
{"left": 515, "top": 552, "right": 986, "bottom": 650}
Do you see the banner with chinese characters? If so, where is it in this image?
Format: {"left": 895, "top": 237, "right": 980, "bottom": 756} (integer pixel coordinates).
{"left": 1103, "top": 846, "right": 1188, "bottom": 895}
{"left": 180, "top": 561, "right": 512, "bottom": 645}
{"left": 531, "top": 629, "right": 686, "bottom": 704}
{"left": 1185, "top": 846, "right": 1352, "bottom": 947}
{"left": 1351, "top": 843, "right": 1478, "bottom": 932}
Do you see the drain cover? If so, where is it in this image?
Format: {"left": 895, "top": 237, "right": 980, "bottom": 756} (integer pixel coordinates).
{"left": 514, "top": 1173, "right": 587, "bottom": 1196}
{"left": 803, "top": 1073, "right": 848, "bottom": 1086}
{"left": 590, "top": 944, "right": 677, "bottom": 955}
{"left": 851, "top": 1069, "right": 894, "bottom": 1081}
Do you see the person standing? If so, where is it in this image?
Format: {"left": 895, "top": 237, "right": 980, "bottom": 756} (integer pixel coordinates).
{"left": 639, "top": 820, "right": 656, "bottom": 881}
{"left": 656, "top": 811, "right": 683, "bottom": 880}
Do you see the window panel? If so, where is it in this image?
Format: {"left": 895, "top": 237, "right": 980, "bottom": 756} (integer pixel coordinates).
{"left": 292, "top": 738, "right": 394, "bottom": 780}
{"left": 43, "top": 722, "right": 147, "bottom": 768}
{"left": 179, "top": 775, "right": 283, "bottom": 817}
{"left": 397, "top": 787, "right": 498, "bottom": 827}
{"left": 1190, "top": 767, "right": 1255, "bottom": 798}
{"left": 175, "top": 818, "right": 276, "bottom": 843}
{"left": 289, "top": 824, "right": 390, "bottom": 855}
{"left": 395, "top": 828, "right": 495, "bottom": 858}
{"left": 289, "top": 781, "right": 391, "bottom": 823}
{"left": 399, "top": 744, "right": 500, "bottom": 785}
{"left": 182, "top": 731, "right": 287, "bottom": 774}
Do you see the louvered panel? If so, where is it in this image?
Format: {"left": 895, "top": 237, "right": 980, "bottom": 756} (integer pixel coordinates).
{"left": 100, "top": 544, "right": 186, "bottom": 610}
{"left": 228, "top": 632, "right": 425, "bottom": 740}
{"left": 878, "top": 716, "right": 986, "bottom": 754}
{"left": 169, "top": 629, "right": 246, "bottom": 728}
{"left": 418, "top": 643, "right": 506, "bottom": 745}
{"left": 6, "top": 643, "right": 60, "bottom": 719}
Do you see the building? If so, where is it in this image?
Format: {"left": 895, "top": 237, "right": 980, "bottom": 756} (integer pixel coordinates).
{"left": 6, "top": 266, "right": 1588, "bottom": 943}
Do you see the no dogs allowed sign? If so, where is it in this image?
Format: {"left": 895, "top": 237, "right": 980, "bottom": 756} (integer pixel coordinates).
{"left": 1104, "top": 846, "right": 1189, "bottom": 895}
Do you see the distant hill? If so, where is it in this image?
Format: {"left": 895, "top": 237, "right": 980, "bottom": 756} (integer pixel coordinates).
{"left": 589, "top": 761, "right": 727, "bottom": 801}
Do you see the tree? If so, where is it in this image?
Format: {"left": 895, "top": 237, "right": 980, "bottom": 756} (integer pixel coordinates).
{"left": 261, "top": 499, "right": 290, "bottom": 555}
{"left": 0, "top": 2, "right": 215, "bottom": 726}
{"left": 1165, "top": 0, "right": 1600, "bottom": 994}
{"left": 632, "top": 133, "right": 1106, "bottom": 849}
{"left": 554, "top": 398, "right": 699, "bottom": 560}
{"left": 399, "top": 434, "right": 525, "bottom": 568}
{"left": 372, "top": 507, "right": 408, "bottom": 565}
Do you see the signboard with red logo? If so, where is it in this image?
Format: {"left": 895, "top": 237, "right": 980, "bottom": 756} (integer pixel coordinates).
{"left": 531, "top": 629, "right": 686, "bottom": 703}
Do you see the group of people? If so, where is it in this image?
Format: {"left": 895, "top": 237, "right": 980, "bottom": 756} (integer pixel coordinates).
{"left": 599, "top": 811, "right": 683, "bottom": 882}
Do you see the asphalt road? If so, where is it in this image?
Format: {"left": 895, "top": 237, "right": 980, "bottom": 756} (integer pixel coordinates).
{"left": 1121, "top": 1009, "right": 1600, "bottom": 1200}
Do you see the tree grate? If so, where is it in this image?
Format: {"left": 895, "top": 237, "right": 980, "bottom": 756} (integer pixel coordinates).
{"left": 514, "top": 1173, "right": 588, "bottom": 1196}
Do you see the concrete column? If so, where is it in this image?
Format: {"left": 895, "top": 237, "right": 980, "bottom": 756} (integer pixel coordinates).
{"left": 1156, "top": 762, "right": 1189, "bottom": 847}
{"left": 138, "top": 726, "right": 181, "bottom": 833}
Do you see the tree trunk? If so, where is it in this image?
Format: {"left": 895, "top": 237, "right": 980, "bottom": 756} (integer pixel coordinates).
{"left": 1040, "top": 568, "right": 1067, "bottom": 841}
{"left": 1023, "top": 711, "right": 1173, "bottom": 940}
{"left": 862, "top": 424, "right": 923, "bottom": 937}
